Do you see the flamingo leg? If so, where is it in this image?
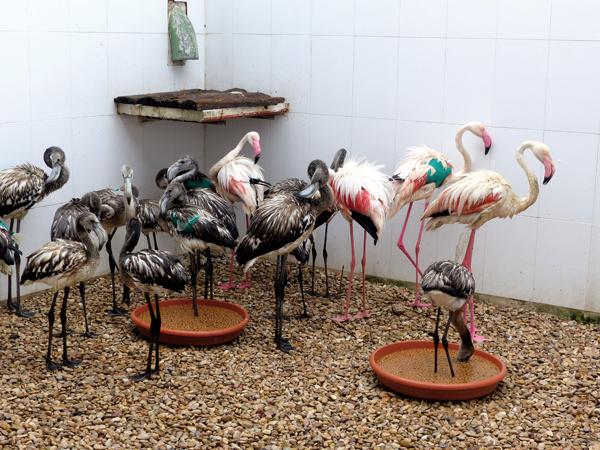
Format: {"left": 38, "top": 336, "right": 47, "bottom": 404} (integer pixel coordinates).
{"left": 60, "top": 287, "right": 79, "bottom": 368}
{"left": 45, "top": 292, "right": 60, "bottom": 371}
{"left": 461, "top": 229, "right": 485, "bottom": 343}
{"left": 432, "top": 306, "right": 441, "bottom": 373}
{"left": 130, "top": 292, "right": 155, "bottom": 381}
{"left": 106, "top": 228, "right": 126, "bottom": 316}
{"left": 396, "top": 203, "right": 424, "bottom": 278}
{"left": 153, "top": 294, "right": 161, "bottom": 374}
{"left": 410, "top": 202, "right": 431, "bottom": 308}
{"left": 219, "top": 249, "right": 237, "bottom": 291}
{"left": 298, "top": 262, "right": 309, "bottom": 318}
{"left": 236, "top": 217, "right": 253, "bottom": 289}
{"left": 323, "top": 222, "right": 331, "bottom": 298}
{"left": 275, "top": 254, "right": 294, "bottom": 352}
{"left": 333, "top": 221, "right": 355, "bottom": 322}
{"left": 6, "top": 219, "right": 14, "bottom": 312}
{"left": 146, "top": 234, "right": 152, "bottom": 250}
{"left": 11, "top": 219, "right": 33, "bottom": 317}
{"left": 309, "top": 234, "right": 317, "bottom": 295}
{"left": 441, "top": 311, "right": 455, "bottom": 377}
{"left": 152, "top": 232, "right": 159, "bottom": 250}
{"left": 353, "top": 229, "right": 370, "bottom": 320}
{"left": 79, "top": 282, "right": 97, "bottom": 338}
{"left": 190, "top": 252, "right": 199, "bottom": 316}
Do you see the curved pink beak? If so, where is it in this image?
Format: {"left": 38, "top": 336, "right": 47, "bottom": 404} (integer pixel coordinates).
{"left": 482, "top": 129, "right": 493, "bottom": 155}
{"left": 543, "top": 156, "right": 555, "bottom": 185}
{"left": 252, "top": 139, "right": 262, "bottom": 163}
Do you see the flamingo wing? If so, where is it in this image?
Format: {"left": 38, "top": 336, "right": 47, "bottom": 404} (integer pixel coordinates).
{"left": 423, "top": 171, "right": 508, "bottom": 219}
{"left": 0, "top": 164, "right": 46, "bottom": 216}
{"left": 121, "top": 250, "right": 189, "bottom": 292}
{"left": 217, "top": 157, "right": 265, "bottom": 214}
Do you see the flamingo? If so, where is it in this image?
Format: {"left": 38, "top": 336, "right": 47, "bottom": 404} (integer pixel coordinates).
{"left": 0, "top": 220, "right": 21, "bottom": 280}
{"left": 159, "top": 181, "right": 237, "bottom": 314}
{"left": 21, "top": 212, "right": 107, "bottom": 370}
{"left": 119, "top": 218, "right": 189, "bottom": 381}
{"left": 330, "top": 157, "right": 392, "bottom": 322}
{"left": 208, "top": 131, "right": 265, "bottom": 289}
{"left": 422, "top": 140, "right": 556, "bottom": 342}
{"left": 235, "top": 160, "right": 333, "bottom": 351}
{"left": 0, "top": 146, "right": 70, "bottom": 317}
{"left": 93, "top": 165, "right": 138, "bottom": 315}
{"left": 390, "top": 121, "right": 492, "bottom": 308}
{"left": 50, "top": 192, "right": 102, "bottom": 337}
{"left": 421, "top": 260, "right": 475, "bottom": 377}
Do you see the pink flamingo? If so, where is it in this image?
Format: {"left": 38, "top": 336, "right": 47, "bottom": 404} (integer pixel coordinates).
{"left": 330, "top": 157, "right": 392, "bottom": 322}
{"left": 390, "top": 121, "right": 493, "bottom": 308}
{"left": 208, "top": 131, "right": 265, "bottom": 290}
{"left": 422, "top": 140, "right": 556, "bottom": 342}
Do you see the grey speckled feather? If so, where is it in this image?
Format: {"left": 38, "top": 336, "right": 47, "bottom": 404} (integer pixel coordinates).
{"left": 51, "top": 198, "right": 98, "bottom": 241}
{"left": 121, "top": 249, "right": 188, "bottom": 293}
{"left": 421, "top": 260, "right": 475, "bottom": 299}
{"left": 21, "top": 240, "right": 88, "bottom": 282}
{"left": 137, "top": 199, "right": 168, "bottom": 234}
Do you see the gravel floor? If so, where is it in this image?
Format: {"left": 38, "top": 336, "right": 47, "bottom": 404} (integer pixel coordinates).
{"left": 0, "top": 257, "right": 599, "bottom": 449}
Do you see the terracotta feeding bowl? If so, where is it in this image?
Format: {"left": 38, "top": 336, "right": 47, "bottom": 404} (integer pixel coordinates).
{"left": 370, "top": 340, "right": 507, "bottom": 401}
{"left": 131, "top": 298, "right": 249, "bottom": 347}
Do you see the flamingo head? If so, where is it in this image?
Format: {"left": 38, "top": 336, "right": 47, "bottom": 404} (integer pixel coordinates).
{"left": 246, "top": 131, "right": 261, "bottom": 163}
{"left": 44, "top": 146, "right": 66, "bottom": 183}
{"left": 467, "top": 121, "right": 493, "bottom": 155}
{"left": 159, "top": 181, "right": 186, "bottom": 215}
{"left": 330, "top": 148, "right": 347, "bottom": 171}
{"left": 155, "top": 168, "right": 169, "bottom": 189}
{"left": 80, "top": 191, "right": 102, "bottom": 216}
{"left": 167, "top": 156, "right": 197, "bottom": 182}
{"left": 78, "top": 212, "right": 108, "bottom": 251}
{"left": 525, "top": 141, "right": 556, "bottom": 185}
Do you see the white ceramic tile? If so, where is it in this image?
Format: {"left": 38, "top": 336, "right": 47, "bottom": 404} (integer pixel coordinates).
{"left": 173, "top": 34, "right": 206, "bottom": 90}
{"left": 439, "top": 122, "right": 494, "bottom": 176}
{"left": 443, "top": 39, "right": 495, "bottom": 125}
{"left": 233, "top": 0, "right": 271, "bottom": 34}
{"left": 397, "top": 38, "right": 445, "bottom": 122}
{"left": 141, "top": 34, "right": 174, "bottom": 92}
{"left": 71, "top": 33, "right": 111, "bottom": 117}
{"left": 187, "top": 0, "right": 206, "bottom": 33}
{"left": 496, "top": 0, "right": 550, "bottom": 39}
{"left": 108, "top": 33, "right": 143, "bottom": 99}
{"left": 0, "top": 0, "right": 29, "bottom": 30}
{"left": 140, "top": 0, "right": 166, "bottom": 33}
{"left": 482, "top": 215, "right": 537, "bottom": 300}
{"left": 351, "top": 118, "right": 396, "bottom": 171}
{"left": 30, "top": 32, "right": 71, "bottom": 120}
{"left": 447, "top": 0, "right": 497, "bottom": 38}
{"left": 107, "top": 0, "right": 142, "bottom": 33}
{"left": 0, "top": 33, "right": 30, "bottom": 124}
{"left": 395, "top": 121, "right": 444, "bottom": 164}
{"left": 309, "top": 115, "right": 353, "bottom": 162}
{"left": 551, "top": 0, "right": 600, "bottom": 40}
{"left": 533, "top": 219, "right": 590, "bottom": 309}
{"left": 267, "top": 113, "right": 312, "bottom": 181}
{"left": 353, "top": 37, "right": 398, "bottom": 120}
{"left": 310, "top": 36, "right": 353, "bottom": 116}
{"left": 205, "top": 34, "right": 233, "bottom": 90}
{"left": 434, "top": 224, "right": 487, "bottom": 283}
{"left": 399, "top": 0, "right": 447, "bottom": 37}
{"left": 69, "top": 0, "right": 107, "bottom": 32}
{"left": 355, "top": 0, "right": 400, "bottom": 37}
{"left": 29, "top": 0, "right": 69, "bottom": 31}
{"left": 232, "top": 34, "right": 271, "bottom": 93}
{"left": 271, "top": 0, "right": 311, "bottom": 35}
{"left": 539, "top": 131, "right": 597, "bottom": 223}
{"left": 545, "top": 41, "right": 600, "bottom": 133}
{"left": 206, "top": 0, "right": 233, "bottom": 33}
{"left": 311, "top": 0, "right": 354, "bottom": 36}
{"left": 493, "top": 40, "right": 548, "bottom": 130}
{"left": 0, "top": 122, "right": 31, "bottom": 167}
{"left": 585, "top": 226, "right": 600, "bottom": 313}
{"left": 271, "top": 35, "right": 311, "bottom": 113}
{"left": 481, "top": 127, "right": 544, "bottom": 217}
{"left": 70, "top": 117, "right": 110, "bottom": 194}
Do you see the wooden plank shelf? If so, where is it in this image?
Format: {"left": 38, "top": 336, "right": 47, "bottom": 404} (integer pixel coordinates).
{"left": 114, "top": 88, "right": 288, "bottom": 124}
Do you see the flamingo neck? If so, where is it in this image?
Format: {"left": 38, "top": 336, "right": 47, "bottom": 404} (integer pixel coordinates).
{"left": 121, "top": 223, "right": 140, "bottom": 257}
{"left": 77, "top": 223, "right": 98, "bottom": 258}
{"left": 209, "top": 134, "right": 249, "bottom": 179}
{"left": 515, "top": 144, "right": 540, "bottom": 215}
{"left": 123, "top": 179, "right": 136, "bottom": 220}
{"left": 454, "top": 125, "right": 473, "bottom": 176}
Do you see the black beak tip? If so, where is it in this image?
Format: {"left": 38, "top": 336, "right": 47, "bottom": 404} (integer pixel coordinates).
{"left": 485, "top": 146, "right": 491, "bottom": 155}
{"left": 254, "top": 155, "right": 260, "bottom": 164}
{"left": 543, "top": 176, "right": 551, "bottom": 185}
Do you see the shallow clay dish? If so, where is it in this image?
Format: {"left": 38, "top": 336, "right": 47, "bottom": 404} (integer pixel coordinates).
{"left": 131, "top": 298, "right": 249, "bottom": 347}
{"left": 370, "top": 340, "right": 507, "bottom": 401}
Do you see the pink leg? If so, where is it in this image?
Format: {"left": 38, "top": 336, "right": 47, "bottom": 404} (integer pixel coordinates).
{"left": 218, "top": 250, "right": 237, "bottom": 290}
{"left": 353, "top": 230, "right": 371, "bottom": 320}
{"left": 461, "top": 229, "right": 485, "bottom": 343}
{"left": 409, "top": 202, "right": 430, "bottom": 308}
{"left": 236, "top": 271, "right": 252, "bottom": 289}
{"left": 396, "top": 203, "right": 424, "bottom": 278}
{"left": 333, "top": 221, "right": 355, "bottom": 322}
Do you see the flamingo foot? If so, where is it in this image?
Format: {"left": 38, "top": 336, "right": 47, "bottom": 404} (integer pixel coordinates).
{"left": 352, "top": 309, "right": 371, "bottom": 320}
{"left": 235, "top": 280, "right": 252, "bottom": 289}
{"left": 472, "top": 332, "right": 486, "bottom": 343}
{"left": 409, "top": 300, "right": 431, "bottom": 309}
{"left": 218, "top": 281, "right": 237, "bottom": 291}
{"left": 332, "top": 313, "right": 353, "bottom": 323}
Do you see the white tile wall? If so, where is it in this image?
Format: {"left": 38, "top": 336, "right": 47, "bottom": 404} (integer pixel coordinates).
{"left": 0, "top": 0, "right": 205, "bottom": 298}
{"left": 204, "top": 0, "right": 600, "bottom": 313}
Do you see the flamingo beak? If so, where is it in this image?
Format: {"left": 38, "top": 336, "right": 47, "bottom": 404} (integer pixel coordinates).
{"left": 296, "top": 183, "right": 318, "bottom": 200}
{"left": 252, "top": 139, "right": 262, "bottom": 164}
{"left": 46, "top": 165, "right": 62, "bottom": 183}
{"left": 94, "top": 224, "right": 108, "bottom": 251}
{"left": 543, "top": 156, "right": 556, "bottom": 185}
{"left": 482, "top": 129, "right": 493, "bottom": 155}
{"left": 167, "top": 164, "right": 180, "bottom": 182}
{"left": 159, "top": 194, "right": 170, "bottom": 215}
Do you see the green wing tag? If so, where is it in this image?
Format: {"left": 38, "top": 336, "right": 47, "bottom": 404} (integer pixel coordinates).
{"left": 0, "top": 220, "right": 8, "bottom": 232}
{"left": 185, "top": 179, "right": 214, "bottom": 190}
{"left": 425, "top": 159, "right": 452, "bottom": 187}
{"left": 172, "top": 212, "right": 200, "bottom": 233}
